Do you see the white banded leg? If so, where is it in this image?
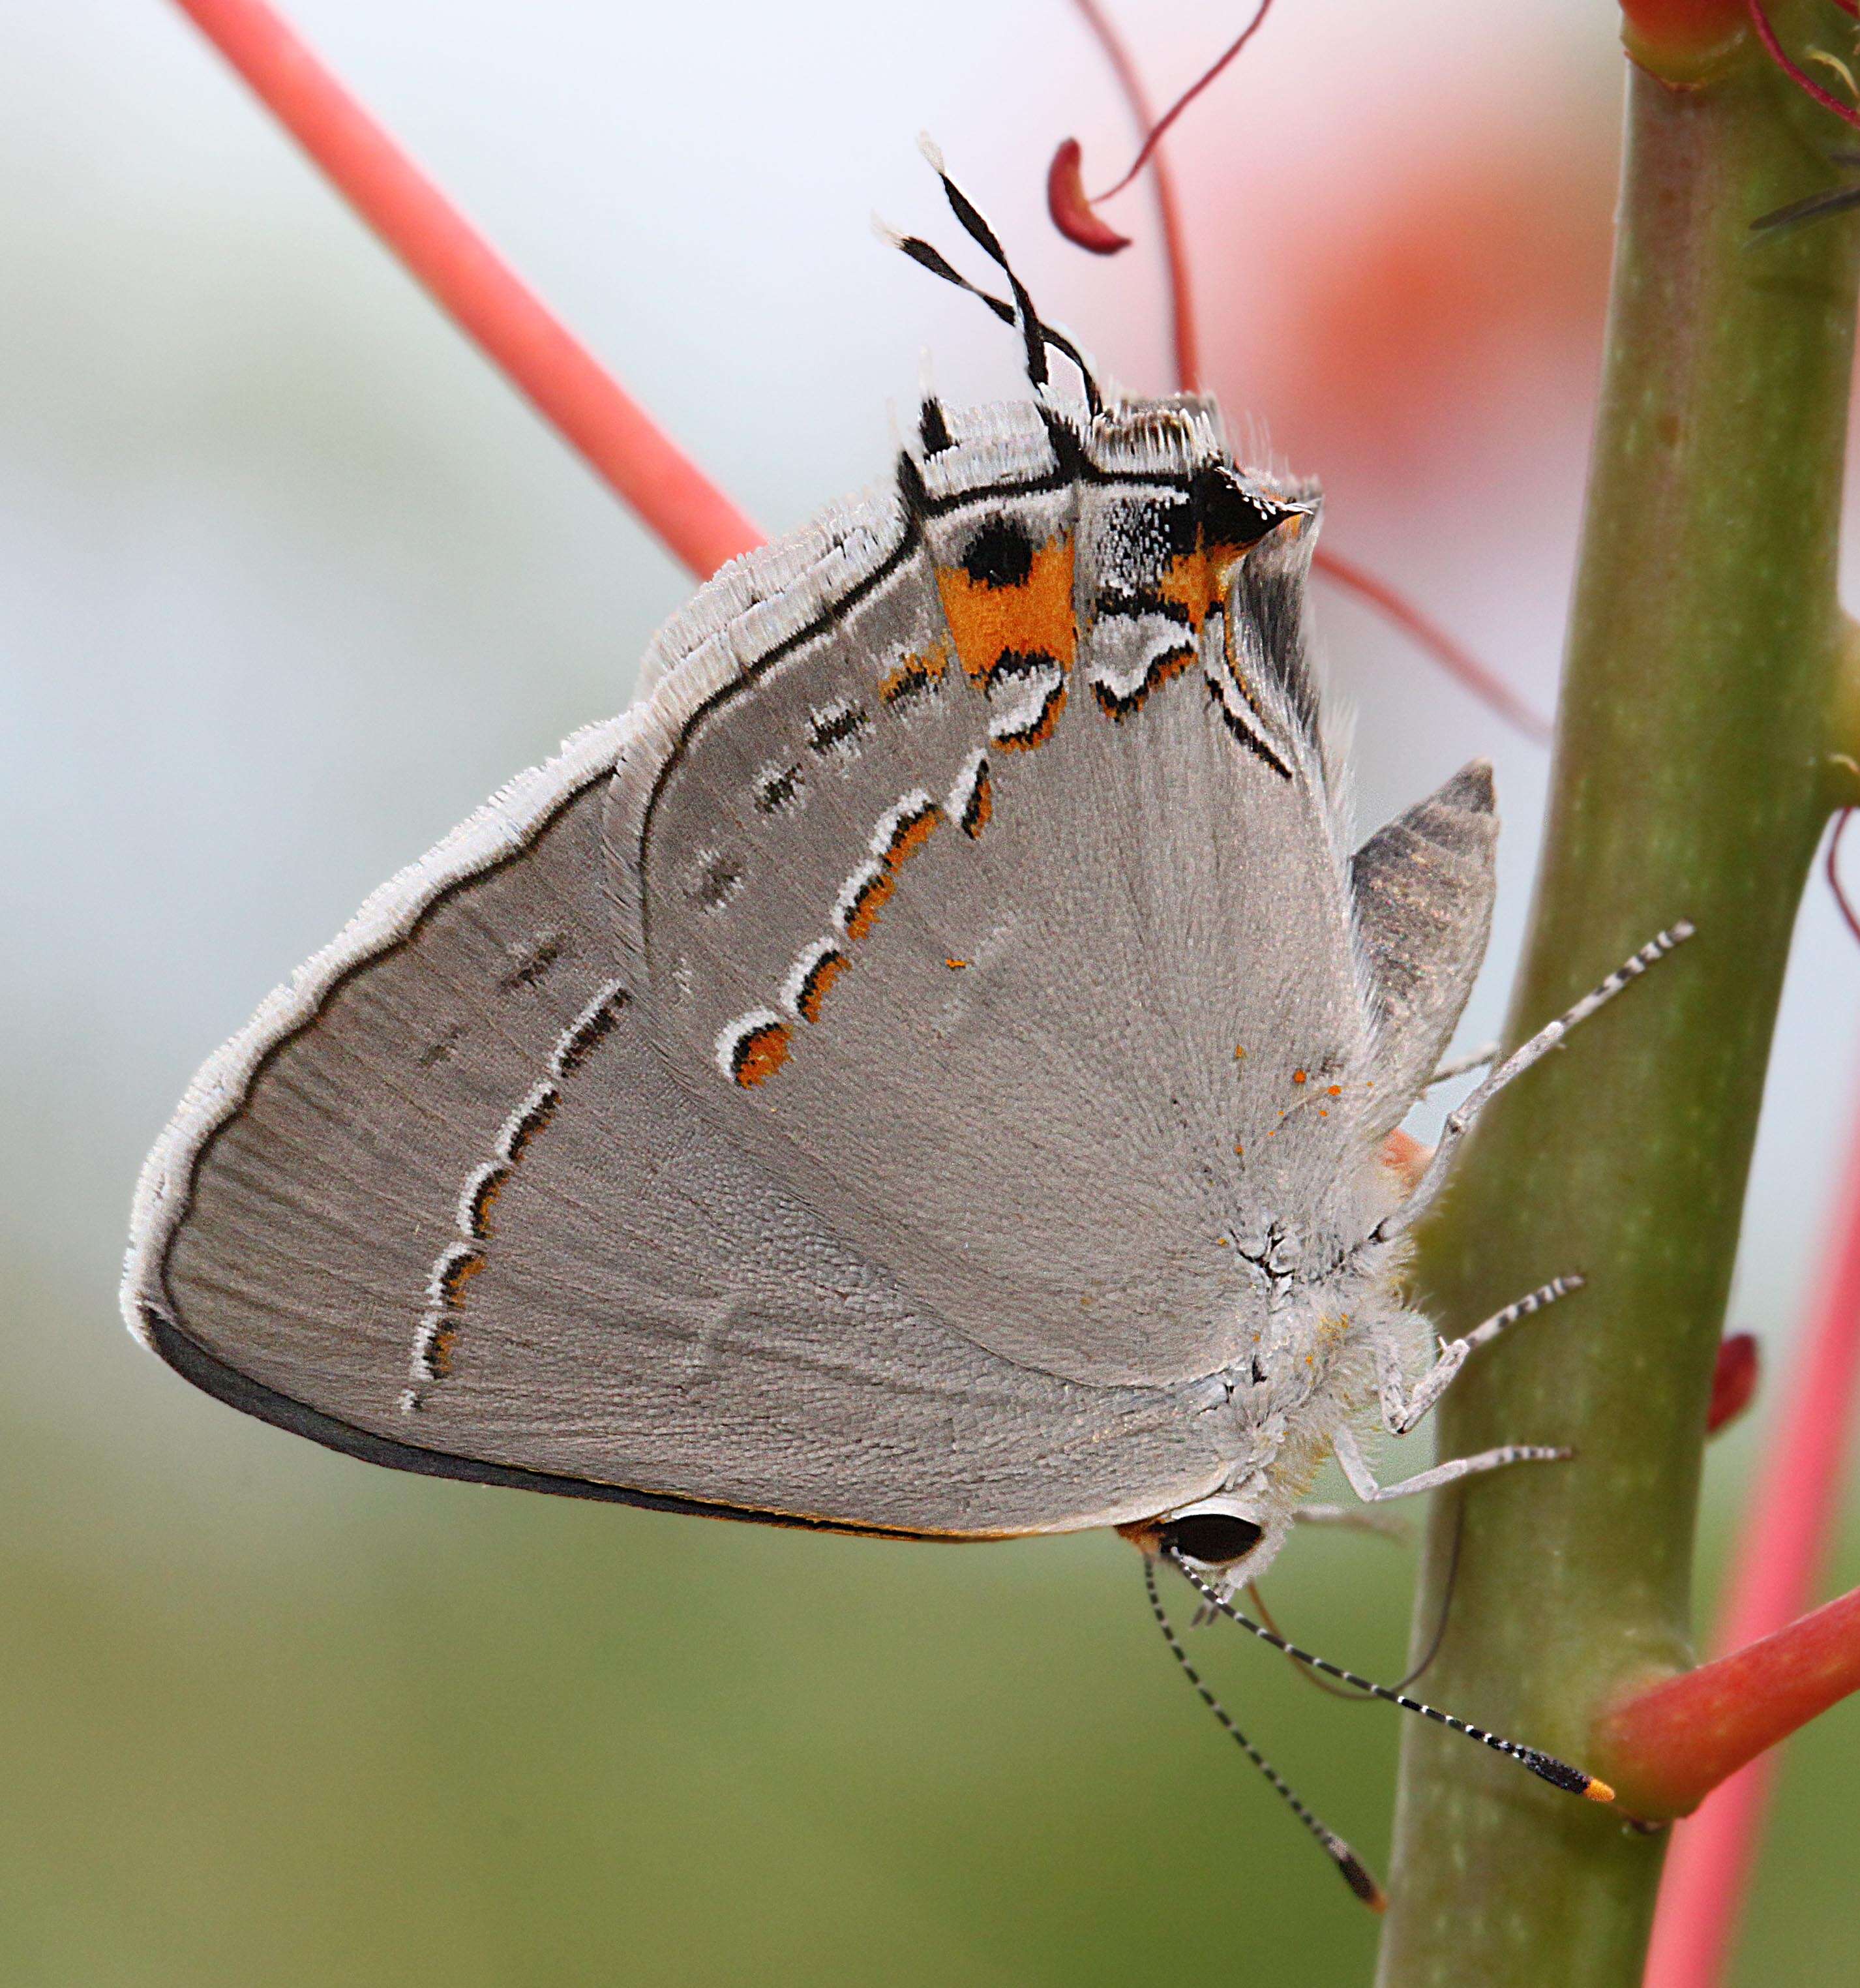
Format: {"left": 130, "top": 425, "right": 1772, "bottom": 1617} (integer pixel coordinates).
{"left": 1377, "top": 1275, "right": 1585, "bottom": 1437}
{"left": 1333, "top": 1424, "right": 1569, "bottom": 1504}
{"left": 1373, "top": 922, "right": 1694, "bottom": 1246}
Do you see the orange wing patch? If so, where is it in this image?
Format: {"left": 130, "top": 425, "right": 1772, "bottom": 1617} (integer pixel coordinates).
{"left": 875, "top": 793, "right": 944, "bottom": 868}
{"left": 794, "top": 951, "right": 848, "bottom": 1023}
{"left": 837, "top": 860, "right": 897, "bottom": 942}
{"left": 879, "top": 641, "right": 950, "bottom": 710}
{"left": 1158, "top": 533, "right": 1255, "bottom": 634}
{"left": 731, "top": 1021, "right": 792, "bottom": 1087}
{"left": 935, "top": 532, "right": 1077, "bottom": 684}
{"left": 993, "top": 676, "right": 1066, "bottom": 751}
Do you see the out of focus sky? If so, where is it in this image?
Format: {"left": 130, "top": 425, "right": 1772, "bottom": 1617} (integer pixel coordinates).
{"left": 5, "top": 3, "right": 1859, "bottom": 1983}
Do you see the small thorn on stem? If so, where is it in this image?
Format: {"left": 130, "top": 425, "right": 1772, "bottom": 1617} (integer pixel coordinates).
{"left": 1707, "top": 1331, "right": 1760, "bottom": 1435}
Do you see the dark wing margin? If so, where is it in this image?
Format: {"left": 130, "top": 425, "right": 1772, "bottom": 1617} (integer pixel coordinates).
{"left": 136, "top": 1304, "right": 995, "bottom": 1539}
{"left": 1350, "top": 759, "right": 1498, "bottom": 1121}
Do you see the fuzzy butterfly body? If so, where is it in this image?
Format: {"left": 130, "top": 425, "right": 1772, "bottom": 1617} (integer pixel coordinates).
{"left": 123, "top": 383, "right": 1504, "bottom": 1569}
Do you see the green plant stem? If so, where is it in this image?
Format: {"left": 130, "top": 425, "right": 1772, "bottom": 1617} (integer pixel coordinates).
{"left": 1374, "top": 30, "right": 1858, "bottom": 1988}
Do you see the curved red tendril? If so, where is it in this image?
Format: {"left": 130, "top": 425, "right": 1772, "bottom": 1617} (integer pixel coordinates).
{"left": 1063, "top": 0, "right": 1201, "bottom": 384}
{"left": 1093, "top": 0, "right": 1278, "bottom": 204}
{"left": 1060, "top": 2, "right": 1552, "bottom": 748}
{"left": 1047, "top": 138, "right": 1132, "bottom": 254}
{"left": 1830, "top": 807, "right": 1860, "bottom": 946}
{"left": 1745, "top": 0, "right": 1860, "bottom": 128}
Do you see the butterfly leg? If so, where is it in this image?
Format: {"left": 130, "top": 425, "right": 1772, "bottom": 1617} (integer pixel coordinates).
{"left": 1333, "top": 1423, "right": 1569, "bottom": 1504}
{"left": 1372, "top": 922, "right": 1693, "bottom": 1246}
{"left": 1375, "top": 1276, "right": 1585, "bottom": 1437}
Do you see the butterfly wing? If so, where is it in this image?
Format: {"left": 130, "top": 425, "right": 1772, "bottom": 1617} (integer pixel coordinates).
{"left": 124, "top": 478, "right": 1238, "bottom": 1537}
{"left": 1351, "top": 760, "right": 1497, "bottom": 1125}
{"left": 608, "top": 405, "right": 1380, "bottom": 1394}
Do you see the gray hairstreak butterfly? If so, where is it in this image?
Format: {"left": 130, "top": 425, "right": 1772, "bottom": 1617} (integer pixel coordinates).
{"left": 120, "top": 153, "right": 1688, "bottom": 1901}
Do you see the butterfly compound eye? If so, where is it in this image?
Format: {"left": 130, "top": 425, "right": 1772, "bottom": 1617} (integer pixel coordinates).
{"left": 1161, "top": 1513, "right": 1265, "bottom": 1565}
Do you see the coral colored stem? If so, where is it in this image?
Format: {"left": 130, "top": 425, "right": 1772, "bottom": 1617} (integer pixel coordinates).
{"left": 166, "top": 0, "right": 764, "bottom": 579}
{"left": 1600, "top": 1586, "right": 1860, "bottom": 1820}
{"left": 1642, "top": 1102, "right": 1860, "bottom": 1987}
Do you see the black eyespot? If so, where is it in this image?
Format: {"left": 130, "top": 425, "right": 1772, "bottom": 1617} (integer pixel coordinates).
{"left": 1163, "top": 1513, "right": 1265, "bottom": 1565}
{"left": 958, "top": 513, "right": 1036, "bottom": 589}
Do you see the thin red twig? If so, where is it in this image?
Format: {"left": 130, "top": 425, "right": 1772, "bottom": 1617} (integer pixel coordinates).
{"left": 1308, "top": 548, "right": 1555, "bottom": 746}
{"left": 1744, "top": 0, "right": 1860, "bottom": 129}
{"left": 1642, "top": 1098, "right": 1860, "bottom": 1985}
{"left": 1063, "top": 4, "right": 1553, "bottom": 747}
{"left": 1829, "top": 808, "right": 1860, "bottom": 947}
{"left": 1068, "top": 0, "right": 1201, "bottom": 389}
{"left": 168, "top": 0, "right": 764, "bottom": 580}
{"left": 1092, "top": 0, "right": 1278, "bottom": 203}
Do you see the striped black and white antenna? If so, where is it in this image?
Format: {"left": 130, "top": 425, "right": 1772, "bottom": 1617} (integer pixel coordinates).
{"left": 875, "top": 139, "right": 1103, "bottom": 416}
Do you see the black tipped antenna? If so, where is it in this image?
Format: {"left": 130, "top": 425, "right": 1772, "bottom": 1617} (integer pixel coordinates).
{"left": 879, "top": 231, "right": 1102, "bottom": 415}
{"left": 1145, "top": 1558, "right": 1386, "bottom": 1911}
{"left": 1167, "top": 1552, "right": 1616, "bottom": 1805}
{"left": 878, "top": 142, "right": 1104, "bottom": 416}
{"left": 918, "top": 137, "right": 1049, "bottom": 391}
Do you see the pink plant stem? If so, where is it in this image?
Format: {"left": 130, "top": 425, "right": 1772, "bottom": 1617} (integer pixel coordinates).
{"left": 1744, "top": 0, "right": 1860, "bottom": 130}
{"left": 1070, "top": 0, "right": 1201, "bottom": 393}
{"left": 1643, "top": 1096, "right": 1860, "bottom": 1986}
{"left": 167, "top": 0, "right": 765, "bottom": 580}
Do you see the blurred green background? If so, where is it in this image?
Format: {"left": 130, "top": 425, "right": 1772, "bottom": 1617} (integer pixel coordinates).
{"left": 6, "top": 3, "right": 1859, "bottom": 1981}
